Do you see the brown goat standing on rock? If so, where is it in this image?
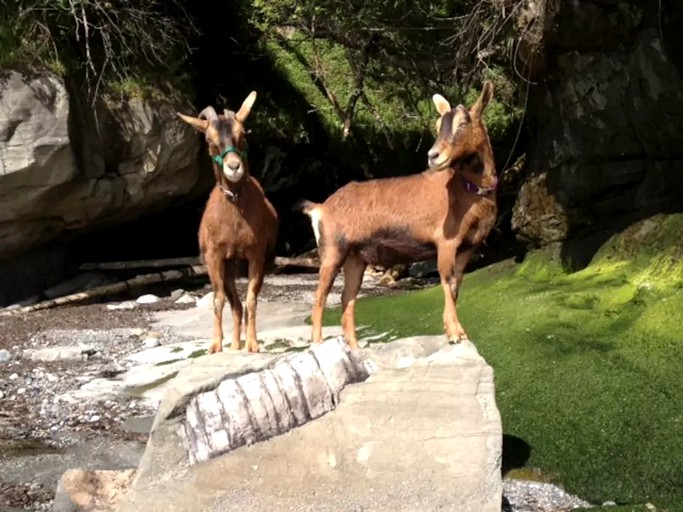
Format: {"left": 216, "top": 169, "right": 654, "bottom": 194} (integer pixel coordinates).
{"left": 299, "top": 82, "right": 497, "bottom": 349}
{"left": 178, "top": 91, "right": 278, "bottom": 354}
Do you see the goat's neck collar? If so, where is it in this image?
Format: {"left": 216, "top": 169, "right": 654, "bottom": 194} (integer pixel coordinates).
{"left": 219, "top": 184, "right": 240, "bottom": 202}
{"left": 451, "top": 156, "right": 497, "bottom": 197}
{"left": 218, "top": 178, "right": 246, "bottom": 203}
{"left": 462, "top": 176, "right": 497, "bottom": 196}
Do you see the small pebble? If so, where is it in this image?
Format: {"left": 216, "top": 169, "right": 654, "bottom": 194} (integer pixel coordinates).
{"left": 9, "top": 373, "right": 18, "bottom": 380}
{"left": 0, "top": 390, "right": 4, "bottom": 400}
{"left": 170, "top": 288, "right": 185, "bottom": 300}
{"left": 0, "top": 349, "right": 11, "bottom": 362}
{"left": 136, "top": 294, "right": 160, "bottom": 304}
{"left": 143, "top": 337, "right": 161, "bottom": 348}
{"left": 89, "top": 415, "right": 101, "bottom": 423}
{"left": 175, "top": 293, "right": 197, "bottom": 304}
{"left": 17, "top": 388, "right": 26, "bottom": 394}
{"left": 107, "top": 301, "right": 136, "bottom": 310}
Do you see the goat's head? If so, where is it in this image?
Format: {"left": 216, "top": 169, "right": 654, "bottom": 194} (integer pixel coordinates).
{"left": 177, "top": 91, "right": 257, "bottom": 184}
{"left": 427, "top": 81, "right": 494, "bottom": 171}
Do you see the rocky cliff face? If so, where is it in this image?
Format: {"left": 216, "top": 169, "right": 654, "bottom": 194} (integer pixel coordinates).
{"left": 0, "top": 70, "right": 208, "bottom": 304}
{"left": 0, "top": 70, "right": 204, "bottom": 261}
{"left": 511, "top": 0, "right": 683, "bottom": 263}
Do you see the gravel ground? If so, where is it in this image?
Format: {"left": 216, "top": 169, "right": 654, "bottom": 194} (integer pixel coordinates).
{"left": 0, "top": 270, "right": 594, "bottom": 511}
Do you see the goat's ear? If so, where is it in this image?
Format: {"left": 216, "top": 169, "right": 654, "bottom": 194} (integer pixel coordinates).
{"left": 472, "top": 81, "right": 494, "bottom": 118}
{"left": 432, "top": 94, "right": 452, "bottom": 116}
{"left": 177, "top": 113, "right": 209, "bottom": 133}
{"left": 236, "top": 91, "right": 257, "bottom": 123}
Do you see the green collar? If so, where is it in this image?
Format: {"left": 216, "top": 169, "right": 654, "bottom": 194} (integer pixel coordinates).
{"left": 213, "top": 145, "right": 247, "bottom": 166}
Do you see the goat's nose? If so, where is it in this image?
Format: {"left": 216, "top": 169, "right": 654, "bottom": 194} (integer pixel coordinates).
{"left": 227, "top": 160, "right": 241, "bottom": 171}
{"left": 428, "top": 149, "right": 440, "bottom": 161}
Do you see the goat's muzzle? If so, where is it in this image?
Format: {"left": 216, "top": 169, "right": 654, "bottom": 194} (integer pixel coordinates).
{"left": 223, "top": 157, "right": 244, "bottom": 183}
{"left": 427, "top": 143, "right": 450, "bottom": 170}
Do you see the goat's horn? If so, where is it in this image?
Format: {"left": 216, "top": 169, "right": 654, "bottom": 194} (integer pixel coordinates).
{"left": 198, "top": 106, "right": 219, "bottom": 122}
{"left": 177, "top": 112, "right": 210, "bottom": 133}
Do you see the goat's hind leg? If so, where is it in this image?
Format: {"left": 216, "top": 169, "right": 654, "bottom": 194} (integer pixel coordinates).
{"left": 311, "top": 249, "right": 344, "bottom": 344}
{"left": 341, "top": 254, "right": 366, "bottom": 349}
{"left": 223, "top": 259, "right": 243, "bottom": 351}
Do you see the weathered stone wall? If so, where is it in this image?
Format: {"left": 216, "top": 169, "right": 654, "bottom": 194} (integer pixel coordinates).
{"left": 0, "top": 70, "right": 209, "bottom": 304}
{"left": 0, "top": 70, "right": 205, "bottom": 262}
{"left": 512, "top": 0, "right": 683, "bottom": 253}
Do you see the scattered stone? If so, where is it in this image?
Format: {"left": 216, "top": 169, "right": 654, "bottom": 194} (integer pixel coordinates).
{"left": 502, "top": 478, "right": 592, "bottom": 511}
{"left": 107, "top": 301, "right": 136, "bottom": 311}
{"left": 9, "top": 373, "right": 19, "bottom": 380}
{"left": 17, "top": 387, "right": 26, "bottom": 394}
{"left": 53, "top": 468, "right": 137, "bottom": 512}
{"left": 136, "top": 294, "right": 160, "bottom": 304}
{"left": 170, "top": 288, "right": 186, "bottom": 300}
{"left": 143, "top": 338, "right": 160, "bottom": 349}
{"left": 25, "top": 346, "right": 96, "bottom": 363}
{"left": 408, "top": 259, "right": 438, "bottom": 278}
{"left": 175, "top": 293, "right": 197, "bottom": 304}
{"left": 196, "top": 292, "right": 214, "bottom": 309}
{"left": 603, "top": 500, "right": 617, "bottom": 506}
{"left": 0, "top": 348, "right": 11, "bottom": 362}
{"left": 0, "top": 390, "right": 4, "bottom": 399}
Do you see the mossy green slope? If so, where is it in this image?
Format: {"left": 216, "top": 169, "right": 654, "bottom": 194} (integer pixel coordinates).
{"left": 321, "top": 214, "right": 683, "bottom": 508}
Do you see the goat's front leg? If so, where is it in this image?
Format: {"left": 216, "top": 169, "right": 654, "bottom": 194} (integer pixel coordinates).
{"left": 204, "top": 249, "right": 227, "bottom": 354}
{"left": 311, "top": 251, "right": 343, "bottom": 344}
{"left": 223, "top": 260, "right": 243, "bottom": 351}
{"left": 438, "top": 245, "right": 474, "bottom": 344}
{"left": 340, "top": 254, "right": 367, "bottom": 350}
{"left": 245, "top": 257, "right": 265, "bottom": 353}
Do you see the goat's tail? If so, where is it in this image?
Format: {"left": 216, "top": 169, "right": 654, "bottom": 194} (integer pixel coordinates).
{"left": 294, "top": 199, "right": 323, "bottom": 247}
{"left": 294, "top": 199, "right": 320, "bottom": 216}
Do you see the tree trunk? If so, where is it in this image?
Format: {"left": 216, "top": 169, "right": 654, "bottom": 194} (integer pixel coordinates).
{"left": 0, "top": 266, "right": 207, "bottom": 317}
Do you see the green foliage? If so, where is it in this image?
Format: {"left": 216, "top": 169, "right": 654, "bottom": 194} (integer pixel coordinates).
{"left": 320, "top": 214, "right": 683, "bottom": 507}
{"left": 246, "top": 0, "right": 526, "bottom": 180}
{"left": 0, "top": 0, "right": 195, "bottom": 100}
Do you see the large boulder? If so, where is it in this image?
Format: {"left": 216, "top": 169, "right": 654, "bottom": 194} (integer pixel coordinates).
{"left": 0, "top": 69, "right": 204, "bottom": 262}
{"left": 118, "top": 336, "right": 503, "bottom": 512}
{"left": 512, "top": 1, "right": 683, "bottom": 247}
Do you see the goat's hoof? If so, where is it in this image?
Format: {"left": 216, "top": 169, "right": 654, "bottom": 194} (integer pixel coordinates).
{"left": 247, "top": 345, "right": 260, "bottom": 354}
{"left": 448, "top": 336, "right": 470, "bottom": 345}
{"left": 229, "top": 342, "right": 241, "bottom": 351}
{"left": 208, "top": 345, "right": 223, "bottom": 354}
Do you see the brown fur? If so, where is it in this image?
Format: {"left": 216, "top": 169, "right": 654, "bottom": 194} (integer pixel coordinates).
{"left": 178, "top": 92, "right": 278, "bottom": 354}
{"left": 299, "top": 82, "right": 497, "bottom": 349}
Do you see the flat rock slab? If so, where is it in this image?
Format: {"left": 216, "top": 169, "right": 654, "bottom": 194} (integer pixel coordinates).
{"left": 24, "top": 345, "right": 96, "bottom": 362}
{"left": 150, "top": 301, "right": 315, "bottom": 340}
{"left": 119, "top": 336, "right": 502, "bottom": 512}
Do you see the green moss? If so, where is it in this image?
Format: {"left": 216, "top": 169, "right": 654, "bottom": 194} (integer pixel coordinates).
{"left": 154, "top": 358, "right": 183, "bottom": 367}
{"left": 321, "top": 214, "right": 683, "bottom": 507}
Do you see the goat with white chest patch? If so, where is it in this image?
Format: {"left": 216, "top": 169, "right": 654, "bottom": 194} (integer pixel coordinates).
{"left": 298, "top": 81, "right": 497, "bottom": 349}
{"left": 178, "top": 91, "right": 278, "bottom": 354}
